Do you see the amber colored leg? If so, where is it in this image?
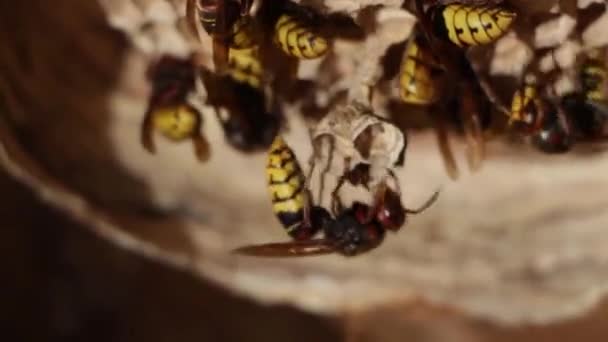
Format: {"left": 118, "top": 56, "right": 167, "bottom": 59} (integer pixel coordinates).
{"left": 192, "top": 133, "right": 211, "bottom": 162}
{"left": 460, "top": 86, "right": 485, "bottom": 172}
{"left": 141, "top": 110, "right": 156, "bottom": 154}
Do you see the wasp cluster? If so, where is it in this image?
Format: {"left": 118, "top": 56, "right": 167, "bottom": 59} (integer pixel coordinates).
{"left": 126, "top": 0, "right": 608, "bottom": 257}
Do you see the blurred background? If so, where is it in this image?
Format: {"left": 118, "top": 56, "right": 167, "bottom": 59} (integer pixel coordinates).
{"left": 3, "top": 166, "right": 608, "bottom": 342}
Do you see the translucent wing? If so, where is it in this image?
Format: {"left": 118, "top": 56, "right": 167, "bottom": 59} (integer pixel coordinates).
{"left": 233, "top": 239, "right": 336, "bottom": 257}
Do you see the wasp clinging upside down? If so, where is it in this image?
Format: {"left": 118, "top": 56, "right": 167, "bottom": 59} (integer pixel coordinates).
{"left": 507, "top": 49, "right": 608, "bottom": 153}
{"left": 400, "top": 1, "right": 516, "bottom": 179}
{"left": 200, "top": 46, "right": 281, "bottom": 152}
{"left": 234, "top": 135, "right": 437, "bottom": 257}
{"left": 141, "top": 55, "right": 210, "bottom": 162}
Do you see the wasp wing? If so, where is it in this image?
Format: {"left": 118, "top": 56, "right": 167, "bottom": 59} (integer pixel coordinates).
{"left": 233, "top": 239, "right": 336, "bottom": 257}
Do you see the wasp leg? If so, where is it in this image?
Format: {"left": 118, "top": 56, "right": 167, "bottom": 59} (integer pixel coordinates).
{"left": 190, "top": 111, "right": 210, "bottom": 161}
{"left": 141, "top": 110, "right": 156, "bottom": 154}
{"left": 366, "top": 180, "right": 388, "bottom": 223}
{"left": 405, "top": 189, "right": 440, "bottom": 214}
{"left": 431, "top": 110, "right": 459, "bottom": 180}
{"left": 474, "top": 69, "right": 510, "bottom": 117}
{"left": 330, "top": 157, "right": 351, "bottom": 216}
{"left": 305, "top": 134, "right": 328, "bottom": 223}
{"left": 309, "top": 134, "right": 335, "bottom": 207}
{"left": 192, "top": 132, "right": 211, "bottom": 162}
{"left": 330, "top": 176, "right": 346, "bottom": 216}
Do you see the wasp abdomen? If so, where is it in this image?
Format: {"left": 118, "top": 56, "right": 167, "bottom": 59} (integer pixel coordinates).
{"left": 267, "top": 136, "right": 312, "bottom": 239}
{"left": 431, "top": 3, "right": 516, "bottom": 48}
{"left": 581, "top": 59, "right": 606, "bottom": 102}
{"left": 274, "top": 14, "right": 329, "bottom": 59}
{"left": 151, "top": 104, "right": 201, "bottom": 141}
{"left": 228, "top": 47, "right": 263, "bottom": 89}
{"left": 399, "top": 36, "right": 442, "bottom": 105}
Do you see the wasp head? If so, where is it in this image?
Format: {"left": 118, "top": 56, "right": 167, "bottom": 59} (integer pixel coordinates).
{"left": 324, "top": 203, "right": 385, "bottom": 256}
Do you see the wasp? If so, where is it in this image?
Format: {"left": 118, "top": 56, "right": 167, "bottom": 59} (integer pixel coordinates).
{"left": 186, "top": 0, "right": 255, "bottom": 70}
{"left": 416, "top": 0, "right": 516, "bottom": 48}
{"left": 564, "top": 49, "right": 608, "bottom": 139}
{"left": 580, "top": 49, "right": 607, "bottom": 103}
{"left": 398, "top": 33, "right": 443, "bottom": 106}
{"left": 508, "top": 80, "right": 574, "bottom": 153}
{"left": 508, "top": 49, "right": 608, "bottom": 153}
{"left": 233, "top": 136, "right": 436, "bottom": 257}
{"left": 227, "top": 46, "right": 263, "bottom": 90}
{"left": 405, "top": 0, "right": 516, "bottom": 179}
{"left": 141, "top": 55, "right": 210, "bottom": 161}
{"left": 396, "top": 28, "right": 492, "bottom": 179}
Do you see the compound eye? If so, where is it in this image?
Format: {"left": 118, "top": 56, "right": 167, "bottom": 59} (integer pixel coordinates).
{"left": 376, "top": 190, "right": 405, "bottom": 231}
{"left": 376, "top": 204, "right": 405, "bottom": 231}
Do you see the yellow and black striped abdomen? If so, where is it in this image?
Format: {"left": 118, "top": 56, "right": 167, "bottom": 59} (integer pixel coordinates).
{"left": 431, "top": 3, "right": 516, "bottom": 48}
{"left": 266, "top": 136, "right": 306, "bottom": 237}
{"left": 399, "top": 36, "right": 442, "bottom": 105}
{"left": 228, "top": 47, "right": 263, "bottom": 89}
{"left": 581, "top": 60, "right": 606, "bottom": 102}
{"left": 152, "top": 104, "right": 200, "bottom": 141}
{"left": 274, "top": 14, "right": 329, "bottom": 59}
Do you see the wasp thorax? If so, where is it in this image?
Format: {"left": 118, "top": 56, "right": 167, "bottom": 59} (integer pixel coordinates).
{"left": 432, "top": 3, "right": 517, "bottom": 48}
{"left": 324, "top": 204, "right": 384, "bottom": 256}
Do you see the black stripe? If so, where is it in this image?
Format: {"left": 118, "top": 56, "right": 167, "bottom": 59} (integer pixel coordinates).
{"left": 465, "top": 6, "right": 482, "bottom": 45}
{"left": 268, "top": 167, "right": 302, "bottom": 185}
{"left": 478, "top": 7, "right": 498, "bottom": 41}
{"left": 431, "top": 5, "right": 451, "bottom": 43}
{"left": 452, "top": 5, "right": 467, "bottom": 46}
{"left": 271, "top": 182, "right": 304, "bottom": 203}
{"left": 269, "top": 144, "right": 290, "bottom": 154}
{"left": 276, "top": 210, "right": 304, "bottom": 232}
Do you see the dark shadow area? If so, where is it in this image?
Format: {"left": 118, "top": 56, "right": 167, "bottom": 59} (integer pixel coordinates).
{"left": 0, "top": 170, "right": 341, "bottom": 342}
{"left": 0, "top": 0, "right": 153, "bottom": 213}
{"left": 0, "top": 0, "right": 200, "bottom": 258}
